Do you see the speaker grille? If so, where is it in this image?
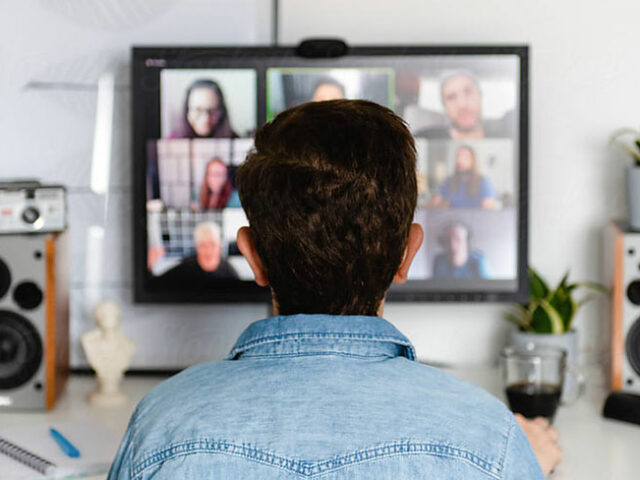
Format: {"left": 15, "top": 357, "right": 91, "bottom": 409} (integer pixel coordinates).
{"left": 627, "top": 280, "right": 640, "bottom": 306}
{"left": 13, "top": 281, "right": 43, "bottom": 310}
{"left": 0, "top": 259, "right": 10, "bottom": 300}
{"left": 0, "top": 310, "right": 43, "bottom": 390}
{"left": 627, "top": 318, "right": 640, "bottom": 377}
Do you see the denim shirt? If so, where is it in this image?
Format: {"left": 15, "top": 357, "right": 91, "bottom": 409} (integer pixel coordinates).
{"left": 108, "top": 314, "right": 544, "bottom": 479}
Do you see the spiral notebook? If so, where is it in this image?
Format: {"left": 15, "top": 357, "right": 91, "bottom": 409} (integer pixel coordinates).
{"left": 0, "top": 420, "right": 120, "bottom": 480}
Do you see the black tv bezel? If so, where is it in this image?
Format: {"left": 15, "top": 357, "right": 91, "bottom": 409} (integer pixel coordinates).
{"left": 132, "top": 45, "right": 529, "bottom": 304}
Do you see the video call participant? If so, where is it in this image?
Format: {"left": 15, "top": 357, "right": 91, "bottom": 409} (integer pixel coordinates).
{"left": 429, "top": 145, "right": 497, "bottom": 209}
{"left": 169, "top": 79, "right": 238, "bottom": 138}
{"left": 415, "top": 70, "right": 514, "bottom": 139}
{"left": 109, "top": 100, "right": 559, "bottom": 479}
{"left": 199, "top": 158, "right": 241, "bottom": 209}
{"left": 432, "top": 222, "right": 489, "bottom": 279}
{"left": 158, "top": 222, "right": 238, "bottom": 283}
{"left": 310, "top": 77, "right": 346, "bottom": 102}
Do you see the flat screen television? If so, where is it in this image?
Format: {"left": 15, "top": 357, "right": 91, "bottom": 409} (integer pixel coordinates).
{"left": 132, "top": 44, "right": 529, "bottom": 303}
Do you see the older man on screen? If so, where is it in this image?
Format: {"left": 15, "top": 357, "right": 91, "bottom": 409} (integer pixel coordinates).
{"left": 159, "top": 222, "right": 238, "bottom": 283}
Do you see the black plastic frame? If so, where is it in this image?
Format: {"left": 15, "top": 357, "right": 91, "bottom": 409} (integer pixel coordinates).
{"left": 132, "top": 45, "right": 529, "bottom": 304}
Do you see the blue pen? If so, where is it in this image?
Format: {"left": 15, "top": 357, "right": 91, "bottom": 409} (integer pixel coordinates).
{"left": 49, "top": 428, "right": 81, "bottom": 458}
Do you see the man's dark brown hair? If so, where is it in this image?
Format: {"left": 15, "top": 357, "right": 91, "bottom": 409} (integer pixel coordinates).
{"left": 236, "top": 100, "right": 417, "bottom": 315}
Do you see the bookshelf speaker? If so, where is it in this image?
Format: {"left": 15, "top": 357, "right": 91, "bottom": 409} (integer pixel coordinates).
{"left": 0, "top": 231, "right": 69, "bottom": 409}
{"left": 605, "top": 221, "right": 640, "bottom": 394}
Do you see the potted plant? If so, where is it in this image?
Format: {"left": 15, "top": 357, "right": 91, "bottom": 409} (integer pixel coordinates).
{"left": 609, "top": 127, "right": 640, "bottom": 230}
{"left": 504, "top": 268, "right": 607, "bottom": 400}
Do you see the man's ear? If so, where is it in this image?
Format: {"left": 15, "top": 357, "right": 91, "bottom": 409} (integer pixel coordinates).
{"left": 236, "top": 226, "right": 269, "bottom": 287}
{"left": 393, "top": 223, "right": 424, "bottom": 284}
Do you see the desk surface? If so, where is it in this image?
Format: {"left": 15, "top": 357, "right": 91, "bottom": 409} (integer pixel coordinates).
{"left": 0, "top": 369, "right": 638, "bottom": 479}
{"left": 450, "top": 367, "right": 639, "bottom": 480}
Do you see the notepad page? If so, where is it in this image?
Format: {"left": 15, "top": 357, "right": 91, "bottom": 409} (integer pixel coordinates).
{"left": 0, "top": 420, "right": 121, "bottom": 480}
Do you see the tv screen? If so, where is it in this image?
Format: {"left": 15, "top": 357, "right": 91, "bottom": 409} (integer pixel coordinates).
{"left": 132, "top": 45, "right": 528, "bottom": 303}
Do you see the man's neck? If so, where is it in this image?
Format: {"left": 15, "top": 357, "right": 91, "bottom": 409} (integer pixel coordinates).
{"left": 270, "top": 299, "right": 385, "bottom": 317}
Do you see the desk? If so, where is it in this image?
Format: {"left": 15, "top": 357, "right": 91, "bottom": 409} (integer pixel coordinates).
{"left": 1, "top": 370, "right": 638, "bottom": 479}
{"left": 0, "top": 376, "right": 164, "bottom": 480}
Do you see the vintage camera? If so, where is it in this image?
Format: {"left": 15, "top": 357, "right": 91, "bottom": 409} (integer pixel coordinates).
{"left": 0, "top": 180, "right": 66, "bottom": 234}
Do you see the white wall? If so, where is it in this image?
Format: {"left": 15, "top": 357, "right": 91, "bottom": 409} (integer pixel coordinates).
{"left": 0, "top": 0, "right": 272, "bottom": 369}
{"left": 1, "top": 0, "right": 635, "bottom": 369}
{"left": 280, "top": 0, "right": 639, "bottom": 368}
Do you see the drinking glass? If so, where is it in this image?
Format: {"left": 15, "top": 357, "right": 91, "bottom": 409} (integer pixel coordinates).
{"left": 500, "top": 344, "right": 568, "bottom": 422}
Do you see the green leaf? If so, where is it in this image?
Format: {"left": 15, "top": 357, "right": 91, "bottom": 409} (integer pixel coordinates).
{"left": 529, "top": 305, "right": 551, "bottom": 333}
{"left": 529, "top": 299, "right": 564, "bottom": 334}
{"left": 504, "top": 311, "right": 534, "bottom": 332}
{"left": 549, "top": 288, "right": 574, "bottom": 330}
{"left": 564, "top": 284, "right": 578, "bottom": 293}
{"left": 576, "top": 293, "right": 601, "bottom": 309}
{"left": 566, "top": 281, "right": 609, "bottom": 294}
{"left": 558, "top": 270, "right": 570, "bottom": 289}
{"left": 564, "top": 297, "right": 578, "bottom": 331}
{"left": 529, "top": 267, "right": 550, "bottom": 300}
{"left": 540, "top": 299, "right": 565, "bottom": 334}
{"left": 503, "top": 305, "right": 532, "bottom": 331}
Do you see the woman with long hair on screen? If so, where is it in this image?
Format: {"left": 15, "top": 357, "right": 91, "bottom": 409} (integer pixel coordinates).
{"left": 199, "top": 158, "right": 240, "bottom": 210}
{"left": 429, "top": 144, "right": 497, "bottom": 209}
{"left": 170, "top": 79, "right": 238, "bottom": 138}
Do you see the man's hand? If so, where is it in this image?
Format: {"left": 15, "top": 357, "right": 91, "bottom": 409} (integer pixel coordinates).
{"left": 515, "top": 413, "right": 562, "bottom": 477}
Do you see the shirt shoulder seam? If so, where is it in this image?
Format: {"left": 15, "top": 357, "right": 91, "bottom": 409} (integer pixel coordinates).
{"left": 131, "top": 439, "right": 502, "bottom": 479}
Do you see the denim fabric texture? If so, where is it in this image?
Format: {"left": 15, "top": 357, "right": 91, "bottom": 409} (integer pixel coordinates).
{"left": 107, "top": 314, "right": 544, "bottom": 479}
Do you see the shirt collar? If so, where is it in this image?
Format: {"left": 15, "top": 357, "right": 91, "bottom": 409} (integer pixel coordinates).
{"left": 227, "top": 314, "right": 416, "bottom": 361}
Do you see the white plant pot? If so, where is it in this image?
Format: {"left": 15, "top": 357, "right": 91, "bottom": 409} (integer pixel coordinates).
{"left": 509, "top": 329, "right": 581, "bottom": 403}
{"left": 628, "top": 166, "right": 640, "bottom": 231}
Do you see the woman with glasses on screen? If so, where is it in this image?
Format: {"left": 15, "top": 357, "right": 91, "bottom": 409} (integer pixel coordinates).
{"left": 429, "top": 145, "right": 497, "bottom": 209}
{"left": 170, "top": 79, "right": 238, "bottom": 138}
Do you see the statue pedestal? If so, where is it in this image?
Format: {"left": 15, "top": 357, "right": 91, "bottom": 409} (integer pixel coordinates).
{"left": 88, "top": 389, "right": 129, "bottom": 407}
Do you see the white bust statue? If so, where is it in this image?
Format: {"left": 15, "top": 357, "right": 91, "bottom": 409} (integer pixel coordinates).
{"left": 81, "top": 301, "right": 136, "bottom": 407}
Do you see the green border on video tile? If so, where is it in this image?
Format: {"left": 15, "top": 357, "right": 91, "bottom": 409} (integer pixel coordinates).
{"left": 266, "top": 67, "right": 396, "bottom": 122}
